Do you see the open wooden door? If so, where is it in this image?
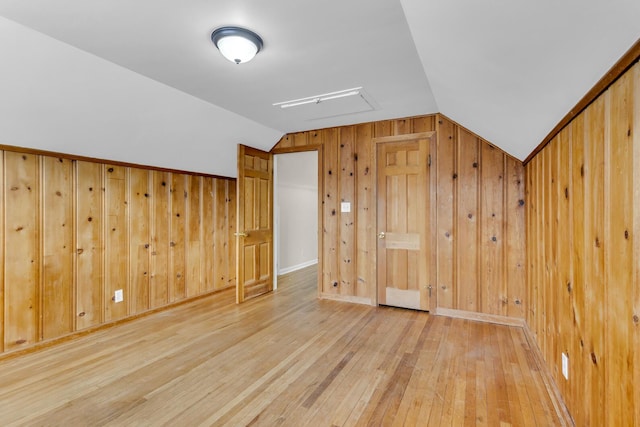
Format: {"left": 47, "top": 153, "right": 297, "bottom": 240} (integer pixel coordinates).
{"left": 375, "top": 133, "right": 434, "bottom": 311}
{"left": 236, "top": 145, "right": 273, "bottom": 303}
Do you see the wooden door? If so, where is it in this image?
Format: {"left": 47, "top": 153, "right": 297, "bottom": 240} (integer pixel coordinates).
{"left": 376, "top": 133, "right": 434, "bottom": 311}
{"left": 236, "top": 145, "right": 273, "bottom": 303}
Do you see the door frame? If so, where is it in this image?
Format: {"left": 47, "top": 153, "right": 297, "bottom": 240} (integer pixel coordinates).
{"left": 269, "top": 144, "right": 324, "bottom": 298}
{"left": 272, "top": 150, "right": 320, "bottom": 290}
{"left": 372, "top": 132, "right": 437, "bottom": 311}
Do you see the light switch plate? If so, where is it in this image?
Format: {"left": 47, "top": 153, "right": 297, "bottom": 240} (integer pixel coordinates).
{"left": 341, "top": 202, "right": 351, "bottom": 213}
{"left": 114, "top": 289, "right": 124, "bottom": 303}
{"left": 561, "top": 352, "right": 569, "bottom": 380}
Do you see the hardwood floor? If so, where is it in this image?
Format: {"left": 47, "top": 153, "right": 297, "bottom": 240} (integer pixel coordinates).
{"left": 0, "top": 265, "right": 566, "bottom": 426}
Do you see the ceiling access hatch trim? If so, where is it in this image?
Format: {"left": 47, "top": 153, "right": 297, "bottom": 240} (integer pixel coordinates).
{"left": 273, "top": 87, "right": 363, "bottom": 109}
{"left": 272, "top": 87, "right": 377, "bottom": 121}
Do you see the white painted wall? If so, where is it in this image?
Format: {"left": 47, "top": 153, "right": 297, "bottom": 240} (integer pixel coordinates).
{"left": 0, "top": 17, "right": 282, "bottom": 177}
{"left": 275, "top": 151, "right": 318, "bottom": 275}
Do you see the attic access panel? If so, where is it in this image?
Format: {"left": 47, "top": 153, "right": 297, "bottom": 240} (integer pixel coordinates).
{"left": 273, "top": 88, "right": 376, "bottom": 121}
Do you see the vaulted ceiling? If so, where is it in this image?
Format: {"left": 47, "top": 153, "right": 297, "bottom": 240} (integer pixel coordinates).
{"left": 0, "top": 1, "right": 638, "bottom": 177}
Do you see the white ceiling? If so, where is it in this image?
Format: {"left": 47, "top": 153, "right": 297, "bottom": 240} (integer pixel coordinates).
{"left": 0, "top": 0, "right": 638, "bottom": 176}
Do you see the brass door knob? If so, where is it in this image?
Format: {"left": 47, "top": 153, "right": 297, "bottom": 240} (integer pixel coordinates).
{"left": 234, "top": 232, "right": 248, "bottom": 237}
{"left": 378, "top": 232, "right": 386, "bottom": 239}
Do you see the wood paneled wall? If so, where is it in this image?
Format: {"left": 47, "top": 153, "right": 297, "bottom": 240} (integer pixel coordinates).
{"left": 273, "top": 114, "right": 526, "bottom": 318}
{"left": 525, "top": 61, "right": 639, "bottom": 426}
{"left": 0, "top": 150, "right": 236, "bottom": 356}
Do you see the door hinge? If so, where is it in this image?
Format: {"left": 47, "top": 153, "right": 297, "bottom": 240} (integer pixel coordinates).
{"left": 428, "top": 154, "right": 431, "bottom": 167}
{"left": 426, "top": 284, "right": 432, "bottom": 297}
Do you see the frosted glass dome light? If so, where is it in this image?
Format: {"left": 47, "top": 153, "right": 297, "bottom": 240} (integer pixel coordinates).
{"left": 211, "top": 27, "right": 263, "bottom": 64}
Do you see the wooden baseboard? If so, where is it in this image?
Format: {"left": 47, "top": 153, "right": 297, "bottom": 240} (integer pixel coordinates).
{"left": 278, "top": 259, "right": 318, "bottom": 276}
{"left": 433, "top": 307, "right": 526, "bottom": 327}
{"left": 319, "top": 293, "right": 372, "bottom": 306}
{"left": 434, "top": 307, "right": 574, "bottom": 425}
{"left": 522, "top": 323, "right": 575, "bottom": 426}
{"left": 0, "top": 286, "right": 234, "bottom": 362}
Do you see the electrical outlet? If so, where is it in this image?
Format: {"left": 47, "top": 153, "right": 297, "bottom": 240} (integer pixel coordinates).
{"left": 561, "top": 352, "right": 569, "bottom": 380}
{"left": 114, "top": 289, "right": 124, "bottom": 303}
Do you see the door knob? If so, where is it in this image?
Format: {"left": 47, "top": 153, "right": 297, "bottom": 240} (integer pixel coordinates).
{"left": 378, "top": 232, "right": 386, "bottom": 239}
{"left": 234, "top": 232, "right": 248, "bottom": 237}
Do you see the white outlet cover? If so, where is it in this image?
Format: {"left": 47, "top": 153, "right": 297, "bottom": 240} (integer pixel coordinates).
{"left": 341, "top": 202, "right": 351, "bottom": 213}
{"left": 114, "top": 289, "right": 124, "bottom": 303}
{"left": 561, "top": 352, "right": 569, "bottom": 380}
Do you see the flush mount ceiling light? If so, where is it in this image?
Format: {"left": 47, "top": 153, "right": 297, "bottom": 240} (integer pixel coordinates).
{"left": 211, "top": 26, "right": 263, "bottom": 64}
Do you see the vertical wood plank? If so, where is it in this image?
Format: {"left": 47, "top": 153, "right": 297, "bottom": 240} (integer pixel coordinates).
{"left": 538, "top": 148, "right": 548, "bottom": 356}
{"left": 394, "top": 118, "right": 412, "bottom": 135}
{"left": 104, "top": 165, "right": 128, "bottom": 322}
{"left": 202, "top": 177, "right": 215, "bottom": 293}
{"left": 339, "top": 126, "right": 356, "bottom": 295}
{"left": 150, "top": 171, "right": 169, "bottom": 308}
{"left": 544, "top": 139, "right": 557, "bottom": 366}
{"left": 480, "top": 145, "right": 505, "bottom": 315}
{"left": 374, "top": 120, "right": 393, "bottom": 138}
{"left": 170, "top": 173, "right": 186, "bottom": 301}
{"left": 411, "top": 115, "right": 436, "bottom": 133}
{"left": 534, "top": 153, "right": 543, "bottom": 337}
{"left": 308, "top": 129, "right": 322, "bottom": 147}
{"left": 4, "top": 152, "right": 39, "bottom": 350}
{"left": 186, "top": 175, "right": 202, "bottom": 297}
{"left": 42, "top": 156, "right": 73, "bottom": 339}
{"left": 583, "top": 97, "right": 606, "bottom": 425}
{"left": 569, "top": 115, "right": 586, "bottom": 425}
{"left": 526, "top": 157, "right": 538, "bottom": 330}
{"left": 556, "top": 128, "right": 572, "bottom": 399}
{"left": 604, "top": 70, "right": 635, "bottom": 427}
{"left": 436, "top": 117, "right": 456, "bottom": 309}
{"left": 524, "top": 161, "right": 532, "bottom": 328}
{"left": 528, "top": 156, "right": 543, "bottom": 342}
{"left": 75, "top": 161, "right": 104, "bottom": 330}
{"left": 213, "top": 178, "right": 228, "bottom": 290}
{"left": 456, "top": 130, "right": 479, "bottom": 312}
{"left": 532, "top": 155, "right": 542, "bottom": 338}
{"left": 632, "top": 62, "right": 640, "bottom": 427}
{"left": 292, "top": 132, "right": 309, "bottom": 147}
{"left": 505, "top": 157, "right": 525, "bottom": 318}
{"left": 128, "top": 168, "right": 150, "bottom": 314}
{"left": 538, "top": 149, "right": 548, "bottom": 351}
{"left": 355, "top": 124, "right": 373, "bottom": 299}
{"left": 276, "top": 135, "right": 293, "bottom": 150}
{"left": 322, "top": 128, "right": 340, "bottom": 294}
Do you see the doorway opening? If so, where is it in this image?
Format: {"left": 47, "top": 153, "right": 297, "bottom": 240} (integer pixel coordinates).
{"left": 273, "top": 151, "right": 319, "bottom": 289}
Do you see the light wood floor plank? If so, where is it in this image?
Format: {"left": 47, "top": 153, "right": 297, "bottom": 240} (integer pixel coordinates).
{"left": 0, "top": 265, "right": 565, "bottom": 426}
